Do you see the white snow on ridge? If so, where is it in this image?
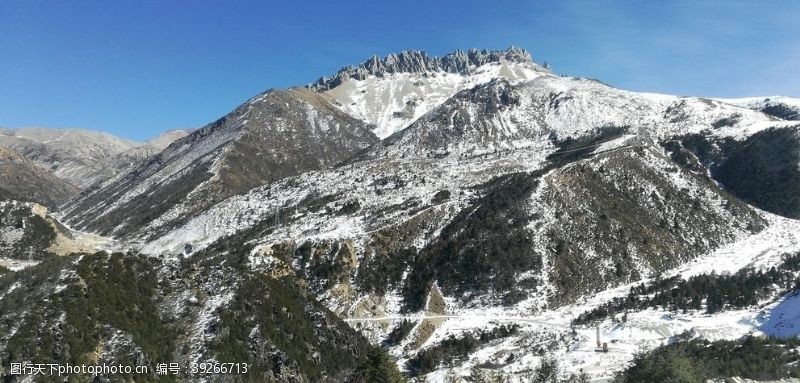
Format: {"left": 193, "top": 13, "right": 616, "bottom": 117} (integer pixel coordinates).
{"left": 140, "top": 145, "right": 551, "bottom": 257}
{"left": 140, "top": 70, "right": 799, "bottom": 259}
{"left": 323, "top": 61, "right": 548, "bottom": 139}
{"left": 519, "top": 76, "right": 793, "bottom": 141}
{"left": 717, "top": 95, "right": 800, "bottom": 111}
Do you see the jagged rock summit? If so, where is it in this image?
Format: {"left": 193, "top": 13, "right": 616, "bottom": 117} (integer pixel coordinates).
{"left": 310, "top": 47, "right": 539, "bottom": 90}
{"left": 313, "top": 47, "right": 550, "bottom": 138}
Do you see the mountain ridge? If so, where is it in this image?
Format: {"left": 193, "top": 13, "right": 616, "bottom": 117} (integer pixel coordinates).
{"left": 310, "top": 47, "right": 540, "bottom": 91}
{"left": 0, "top": 127, "right": 192, "bottom": 190}
{"left": 61, "top": 87, "right": 379, "bottom": 240}
{"left": 0, "top": 146, "right": 79, "bottom": 208}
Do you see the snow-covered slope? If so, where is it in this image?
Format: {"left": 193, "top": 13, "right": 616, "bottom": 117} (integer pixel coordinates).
{"left": 717, "top": 96, "right": 800, "bottom": 121}
{"left": 143, "top": 69, "right": 794, "bottom": 267}
{"left": 365, "top": 76, "right": 794, "bottom": 161}
{"left": 61, "top": 88, "right": 379, "bottom": 240}
{"left": 397, "top": 214, "right": 800, "bottom": 382}
{"left": 314, "top": 48, "right": 551, "bottom": 138}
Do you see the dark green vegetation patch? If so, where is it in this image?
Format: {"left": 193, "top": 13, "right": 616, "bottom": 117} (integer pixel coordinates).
{"left": 211, "top": 271, "right": 370, "bottom": 382}
{"left": 406, "top": 325, "right": 519, "bottom": 376}
{"left": 615, "top": 335, "right": 800, "bottom": 383}
{"left": 670, "top": 127, "right": 800, "bottom": 219}
{"left": 0, "top": 202, "right": 57, "bottom": 260}
{"left": 1, "top": 252, "right": 172, "bottom": 382}
{"left": 574, "top": 252, "right": 800, "bottom": 325}
{"left": 402, "top": 172, "right": 541, "bottom": 311}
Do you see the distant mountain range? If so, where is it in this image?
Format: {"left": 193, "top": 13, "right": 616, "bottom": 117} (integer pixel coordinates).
{"left": 2, "top": 47, "right": 800, "bottom": 382}
{"left": 0, "top": 127, "right": 193, "bottom": 205}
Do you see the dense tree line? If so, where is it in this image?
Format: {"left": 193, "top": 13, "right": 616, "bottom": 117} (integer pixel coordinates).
{"left": 524, "top": 356, "right": 590, "bottom": 383}
{"left": 402, "top": 172, "right": 542, "bottom": 311}
{"left": 672, "top": 128, "right": 800, "bottom": 219}
{"left": 406, "top": 325, "right": 519, "bottom": 375}
{"left": 450, "top": 356, "right": 589, "bottom": 383}
{"left": 211, "top": 256, "right": 371, "bottom": 382}
{"left": 357, "top": 244, "right": 415, "bottom": 297}
{"left": 614, "top": 335, "right": 800, "bottom": 382}
{"left": 574, "top": 252, "right": 800, "bottom": 325}
{"left": 383, "top": 319, "right": 415, "bottom": 347}
{"left": 713, "top": 128, "right": 800, "bottom": 219}
{"left": 348, "top": 348, "right": 405, "bottom": 383}
{"left": 2, "top": 252, "right": 173, "bottom": 382}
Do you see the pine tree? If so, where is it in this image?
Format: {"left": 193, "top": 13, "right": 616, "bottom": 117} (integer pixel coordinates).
{"left": 349, "top": 347, "right": 406, "bottom": 383}
{"left": 531, "top": 356, "right": 558, "bottom": 383}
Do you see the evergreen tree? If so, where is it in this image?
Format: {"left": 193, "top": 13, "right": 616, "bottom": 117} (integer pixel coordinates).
{"left": 565, "top": 371, "right": 591, "bottom": 383}
{"left": 349, "top": 347, "right": 406, "bottom": 383}
{"left": 469, "top": 367, "right": 508, "bottom": 383}
{"left": 531, "top": 356, "right": 558, "bottom": 383}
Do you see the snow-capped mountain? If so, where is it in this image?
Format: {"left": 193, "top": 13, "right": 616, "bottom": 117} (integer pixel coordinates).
{"left": 3, "top": 47, "right": 800, "bottom": 382}
{"left": 131, "top": 49, "right": 800, "bottom": 381}
{"left": 142, "top": 71, "right": 795, "bottom": 256}
{"left": 0, "top": 127, "right": 191, "bottom": 190}
{"left": 718, "top": 96, "right": 800, "bottom": 121}
{"left": 313, "top": 47, "right": 550, "bottom": 139}
{"left": 59, "top": 48, "right": 552, "bottom": 241}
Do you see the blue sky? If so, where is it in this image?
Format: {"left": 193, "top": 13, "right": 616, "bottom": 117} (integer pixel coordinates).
{"left": 1, "top": 0, "right": 798, "bottom": 141}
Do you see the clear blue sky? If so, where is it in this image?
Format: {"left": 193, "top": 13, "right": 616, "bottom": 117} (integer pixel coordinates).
{"left": 1, "top": 0, "right": 798, "bottom": 141}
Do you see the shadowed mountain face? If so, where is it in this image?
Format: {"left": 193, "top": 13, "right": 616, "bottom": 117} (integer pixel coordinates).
{"left": 669, "top": 126, "right": 800, "bottom": 219}
{"left": 61, "top": 88, "right": 379, "bottom": 240}
{"left": 0, "top": 146, "right": 79, "bottom": 208}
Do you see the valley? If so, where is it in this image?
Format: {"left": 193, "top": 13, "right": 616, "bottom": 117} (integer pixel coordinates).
{"left": 2, "top": 47, "right": 800, "bottom": 382}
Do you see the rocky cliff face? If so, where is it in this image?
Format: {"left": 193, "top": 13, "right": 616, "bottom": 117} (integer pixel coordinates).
{"left": 315, "top": 47, "right": 550, "bottom": 139}
{"left": 310, "top": 47, "right": 539, "bottom": 90}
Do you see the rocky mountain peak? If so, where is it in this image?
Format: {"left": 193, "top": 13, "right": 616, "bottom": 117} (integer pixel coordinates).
{"left": 310, "top": 47, "right": 539, "bottom": 91}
